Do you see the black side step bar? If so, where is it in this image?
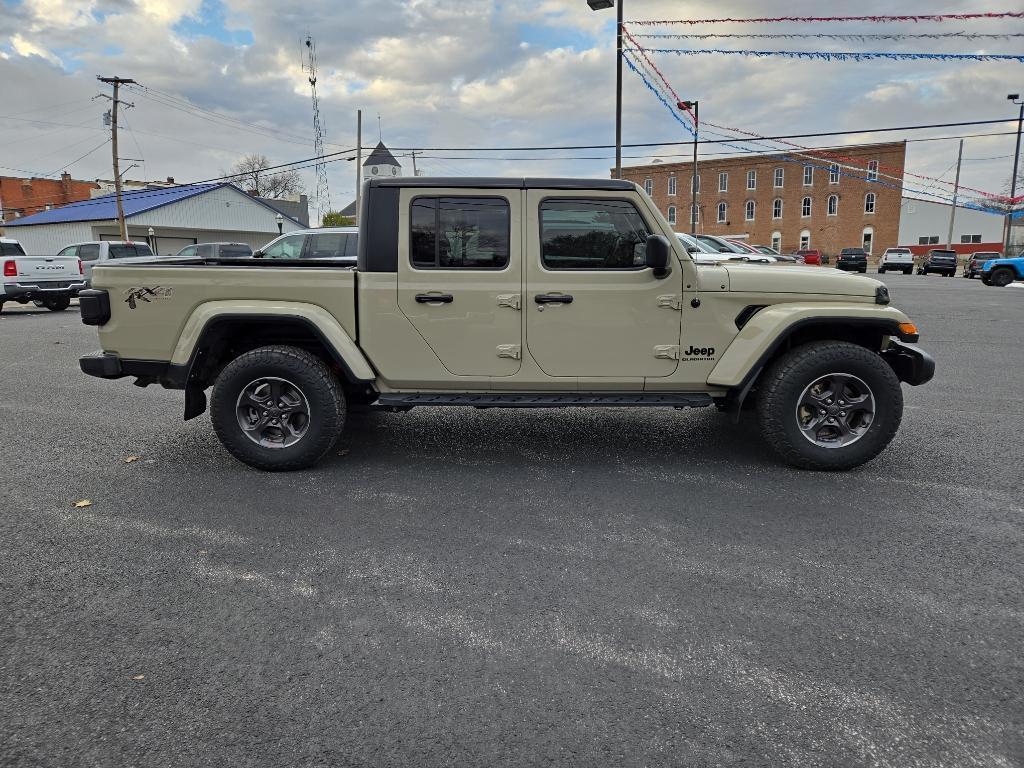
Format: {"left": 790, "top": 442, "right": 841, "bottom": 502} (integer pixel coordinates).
{"left": 374, "top": 392, "right": 714, "bottom": 409}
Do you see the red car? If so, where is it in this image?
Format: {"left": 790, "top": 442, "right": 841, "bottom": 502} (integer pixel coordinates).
{"left": 796, "top": 248, "right": 823, "bottom": 265}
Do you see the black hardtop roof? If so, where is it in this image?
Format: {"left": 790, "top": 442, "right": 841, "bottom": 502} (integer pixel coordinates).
{"left": 367, "top": 177, "right": 636, "bottom": 191}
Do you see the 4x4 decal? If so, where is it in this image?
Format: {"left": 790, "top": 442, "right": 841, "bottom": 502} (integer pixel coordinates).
{"left": 124, "top": 286, "right": 173, "bottom": 309}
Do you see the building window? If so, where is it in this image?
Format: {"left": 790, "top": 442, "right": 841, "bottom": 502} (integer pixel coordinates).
{"left": 745, "top": 200, "right": 756, "bottom": 221}
{"left": 827, "top": 195, "right": 839, "bottom": 216}
{"left": 643, "top": 178, "right": 653, "bottom": 196}
{"left": 667, "top": 205, "right": 677, "bottom": 225}
{"left": 960, "top": 234, "right": 982, "bottom": 244}
{"left": 540, "top": 198, "right": 650, "bottom": 270}
{"left": 829, "top": 162, "right": 840, "bottom": 184}
{"left": 411, "top": 196, "right": 511, "bottom": 269}
{"left": 801, "top": 197, "right": 812, "bottom": 217}
{"left": 862, "top": 226, "right": 874, "bottom": 254}
{"left": 864, "top": 192, "right": 876, "bottom": 214}
{"left": 719, "top": 172, "right": 728, "bottom": 192}
{"left": 867, "top": 160, "right": 879, "bottom": 182}
{"left": 668, "top": 175, "right": 677, "bottom": 196}
{"left": 717, "top": 201, "right": 727, "bottom": 223}
{"left": 918, "top": 235, "right": 940, "bottom": 245}
{"left": 803, "top": 165, "right": 813, "bottom": 186}
{"left": 774, "top": 168, "right": 784, "bottom": 188}
{"left": 800, "top": 230, "right": 811, "bottom": 250}
{"left": 771, "top": 232, "right": 782, "bottom": 253}
{"left": 746, "top": 169, "right": 756, "bottom": 190}
{"left": 772, "top": 198, "right": 783, "bottom": 219}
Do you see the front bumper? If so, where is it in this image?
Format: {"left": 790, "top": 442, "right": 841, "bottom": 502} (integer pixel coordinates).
{"left": 882, "top": 340, "right": 935, "bottom": 386}
{"left": 2, "top": 280, "right": 87, "bottom": 301}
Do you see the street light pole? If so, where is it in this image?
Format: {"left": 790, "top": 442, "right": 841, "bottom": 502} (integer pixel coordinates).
{"left": 275, "top": 213, "right": 283, "bottom": 235}
{"left": 678, "top": 100, "right": 699, "bottom": 235}
{"left": 587, "top": 0, "right": 622, "bottom": 179}
{"left": 1005, "top": 94, "right": 1023, "bottom": 256}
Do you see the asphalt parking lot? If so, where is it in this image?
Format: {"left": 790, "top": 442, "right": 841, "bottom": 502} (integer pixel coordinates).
{"left": 1, "top": 272, "right": 1021, "bottom": 767}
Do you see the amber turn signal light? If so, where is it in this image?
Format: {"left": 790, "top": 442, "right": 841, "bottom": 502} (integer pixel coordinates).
{"left": 898, "top": 322, "right": 918, "bottom": 336}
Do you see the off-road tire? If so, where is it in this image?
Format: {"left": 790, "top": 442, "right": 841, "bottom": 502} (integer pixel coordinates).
{"left": 210, "top": 345, "right": 345, "bottom": 471}
{"left": 990, "top": 268, "right": 1015, "bottom": 287}
{"left": 756, "top": 341, "right": 903, "bottom": 471}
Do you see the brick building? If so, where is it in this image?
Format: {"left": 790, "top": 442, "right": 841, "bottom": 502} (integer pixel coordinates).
{"left": 0, "top": 173, "right": 98, "bottom": 224}
{"left": 620, "top": 141, "right": 906, "bottom": 257}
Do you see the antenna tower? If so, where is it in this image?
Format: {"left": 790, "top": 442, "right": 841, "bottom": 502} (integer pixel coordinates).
{"left": 303, "top": 35, "right": 330, "bottom": 222}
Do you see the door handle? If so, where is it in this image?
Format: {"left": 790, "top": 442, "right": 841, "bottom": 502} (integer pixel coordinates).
{"left": 534, "top": 293, "right": 573, "bottom": 304}
{"left": 415, "top": 293, "right": 454, "bottom": 304}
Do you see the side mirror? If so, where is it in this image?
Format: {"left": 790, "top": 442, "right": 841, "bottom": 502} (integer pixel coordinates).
{"left": 645, "top": 234, "right": 672, "bottom": 278}
{"left": 252, "top": 249, "right": 264, "bottom": 258}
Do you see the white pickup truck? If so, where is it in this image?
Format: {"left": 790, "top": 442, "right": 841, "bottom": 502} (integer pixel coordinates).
{"left": 1, "top": 238, "right": 86, "bottom": 312}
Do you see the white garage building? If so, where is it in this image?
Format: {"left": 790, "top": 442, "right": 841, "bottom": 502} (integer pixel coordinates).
{"left": 3, "top": 182, "right": 304, "bottom": 255}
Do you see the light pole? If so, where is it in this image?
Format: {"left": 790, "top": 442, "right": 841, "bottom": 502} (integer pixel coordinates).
{"left": 587, "top": 0, "right": 622, "bottom": 179}
{"left": 147, "top": 226, "right": 155, "bottom": 254}
{"left": 678, "top": 100, "right": 699, "bottom": 235}
{"left": 275, "top": 212, "right": 283, "bottom": 235}
{"left": 1006, "top": 94, "right": 1023, "bottom": 256}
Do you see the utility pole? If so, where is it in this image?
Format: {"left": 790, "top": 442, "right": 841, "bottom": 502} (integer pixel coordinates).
{"left": 411, "top": 151, "right": 418, "bottom": 177}
{"left": 946, "top": 139, "right": 963, "bottom": 250}
{"left": 355, "top": 109, "right": 362, "bottom": 220}
{"left": 97, "top": 76, "right": 135, "bottom": 241}
{"left": 1005, "top": 94, "right": 1023, "bottom": 256}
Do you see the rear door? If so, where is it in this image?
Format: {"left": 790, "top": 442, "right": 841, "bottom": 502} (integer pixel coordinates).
{"left": 397, "top": 192, "right": 522, "bottom": 377}
{"left": 524, "top": 192, "right": 681, "bottom": 379}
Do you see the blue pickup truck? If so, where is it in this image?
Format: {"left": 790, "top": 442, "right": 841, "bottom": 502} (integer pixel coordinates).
{"left": 980, "top": 254, "right": 1024, "bottom": 287}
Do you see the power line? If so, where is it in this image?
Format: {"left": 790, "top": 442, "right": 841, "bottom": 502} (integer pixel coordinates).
{"left": 626, "top": 12, "right": 1024, "bottom": 25}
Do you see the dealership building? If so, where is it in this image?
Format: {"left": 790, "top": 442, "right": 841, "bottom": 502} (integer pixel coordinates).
{"left": 621, "top": 141, "right": 906, "bottom": 256}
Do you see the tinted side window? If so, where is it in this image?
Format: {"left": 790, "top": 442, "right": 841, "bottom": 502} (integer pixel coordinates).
{"left": 410, "top": 197, "right": 510, "bottom": 269}
{"left": 135, "top": 244, "right": 153, "bottom": 256}
{"left": 262, "top": 234, "right": 306, "bottom": 259}
{"left": 196, "top": 244, "right": 214, "bottom": 258}
{"left": 108, "top": 245, "right": 136, "bottom": 259}
{"left": 219, "top": 245, "right": 252, "bottom": 258}
{"left": 78, "top": 244, "right": 100, "bottom": 260}
{"left": 307, "top": 233, "right": 349, "bottom": 258}
{"left": 540, "top": 199, "right": 650, "bottom": 270}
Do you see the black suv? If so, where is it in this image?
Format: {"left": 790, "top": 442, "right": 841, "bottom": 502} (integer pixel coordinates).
{"left": 918, "top": 249, "right": 957, "bottom": 277}
{"left": 963, "top": 251, "right": 1000, "bottom": 279}
{"left": 836, "top": 248, "right": 868, "bottom": 273}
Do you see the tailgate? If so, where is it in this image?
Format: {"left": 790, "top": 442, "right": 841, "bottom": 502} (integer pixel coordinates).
{"left": 5, "top": 256, "right": 81, "bottom": 281}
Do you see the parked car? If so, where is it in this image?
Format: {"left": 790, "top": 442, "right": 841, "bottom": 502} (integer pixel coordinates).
{"left": 964, "top": 251, "right": 1001, "bottom": 279}
{"left": 2, "top": 240, "right": 85, "bottom": 312}
{"left": 725, "top": 240, "right": 777, "bottom": 263}
{"left": 796, "top": 248, "right": 823, "bottom": 266}
{"left": 174, "top": 242, "right": 253, "bottom": 259}
{"left": 917, "top": 249, "right": 958, "bottom": 277}
{"left": 980, "top": 254, "right": 1024, "bottom": 286}
{"left": 78, "top": 175, "right": 933, "bottom": 472}
{"left": 836, "top": 248, "right": 868, "bottom": 273}
{"left": 59, "top": 241, "right": 156, "bottom": 285}
{"left": 752, "top": 245, "right": 781, "bottom": 256}
{"left": 675, "top": 233, "right": 731, "bottom": 264}
{"left": 695, "top": 234, "right": 745, "bottom": 255}
{"left": 877, "top": 247, "right": 914, "bottom": 275}
{"left": 254, "top": 227, "right": 358, "bottom": 264}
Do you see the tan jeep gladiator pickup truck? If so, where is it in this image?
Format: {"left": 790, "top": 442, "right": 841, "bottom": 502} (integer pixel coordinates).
{"left": 78, "top": 177, "right": 933, "bottom": 471}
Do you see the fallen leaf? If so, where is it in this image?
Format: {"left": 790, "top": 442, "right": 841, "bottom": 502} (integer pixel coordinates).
{"left": 338, "top": 449, "right": 350, "bottom": 456}
{"left": 123, "top": 456, "right": 140, "bottom": 464}
{"left": 131, "top": 674, "right": 145, "bottom": 681}
{"left": 73, "top": 500, "right": 92, "bottom": 508}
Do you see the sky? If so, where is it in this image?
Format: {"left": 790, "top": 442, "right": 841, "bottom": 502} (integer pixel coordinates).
{"left": 0, "top": 0, "right": 1021, "bottom": 219}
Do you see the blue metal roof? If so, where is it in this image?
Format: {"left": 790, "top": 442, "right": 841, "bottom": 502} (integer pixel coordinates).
{"left": 4, "top": 182, "right": 301, "bottom": 227}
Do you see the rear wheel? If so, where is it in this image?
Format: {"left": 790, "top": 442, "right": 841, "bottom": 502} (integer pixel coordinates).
{"left": 990, "top": 268, "right": 1015, "bottom": 287}
{"left": 42, "top": 296, "right": 70, "bottom": 311}
{"left": 903, "top": 267, "right": 912, "bottom": 275}
{"left": 210, "top": 345, "right": 345, "bottom": 471}
{"left": 756, "top": 341, "right": 903, "bottom": 470}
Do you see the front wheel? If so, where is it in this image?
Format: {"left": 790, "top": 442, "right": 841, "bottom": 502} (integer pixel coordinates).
{"left": 210, "top": 345, "right": 345, "bottom": 471}
{"left": 990, "top": 268, "right": 1015, "bottom": 287}
{"left": 756, "top": 341, "right": 903, "bottom": 470}
{"left": 42, "top": 296, "right": 71, "bottom": 311}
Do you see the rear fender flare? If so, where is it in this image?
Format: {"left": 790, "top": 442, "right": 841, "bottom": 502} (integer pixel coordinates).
{"left": 171, "top": 301, "right": 376, "bottom": 383}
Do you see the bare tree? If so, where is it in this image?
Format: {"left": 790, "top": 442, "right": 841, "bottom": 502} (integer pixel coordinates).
{"left": 228, "top": 154, "right": 304, "bottom": 199}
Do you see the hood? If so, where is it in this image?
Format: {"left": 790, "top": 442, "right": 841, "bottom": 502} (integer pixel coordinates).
{"left": 722, "top": 263, "right": 883, "bottom": 298}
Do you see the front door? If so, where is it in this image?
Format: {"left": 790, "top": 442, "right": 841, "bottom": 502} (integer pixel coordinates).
{"left": 524, "top": 192, "right": 681, "bottom": 378}
{"left": 397, "top": 192, "right": 522, "bottom": 377}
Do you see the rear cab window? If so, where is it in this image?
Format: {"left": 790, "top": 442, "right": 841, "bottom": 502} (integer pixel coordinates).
{"left": 0, "top": 242, "right": 26, "bottom": 256}
{"left": 306, "top": 233, "right": 353, "bottom": 259}
{"left": 539, "top": 199, "right": 650, "bottom": 270}
{"left": 78, "top": 244, "right": 100, "bottom": 260}
{"left": 410, "top": 197, "right": 510, "bottom": 269}
{"left": 219, "top": 244, "right": 252, "bottom": 258}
